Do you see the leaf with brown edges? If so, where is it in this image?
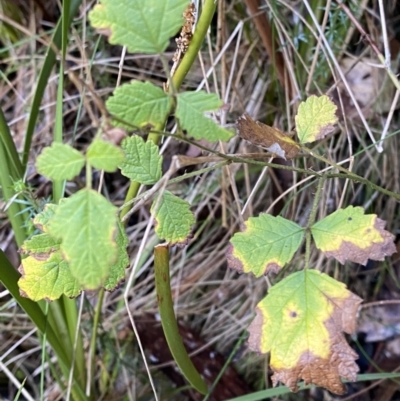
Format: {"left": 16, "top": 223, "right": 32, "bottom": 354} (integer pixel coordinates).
{"left": 248, "top": 270, "right": 362, "bottom": 395}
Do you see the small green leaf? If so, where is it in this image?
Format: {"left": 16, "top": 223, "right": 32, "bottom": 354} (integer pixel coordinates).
{"left": 48, "top": 189, "right": 118, "bottom": 289}
{"left": 119, "top": 136, "right": 162, "bottom": 184}
{"left": 89, "top": 0, "right": 189, "bottom": 53}
{"left": 295, "top": 95, "right": 338, "bottom": 144}
{"left": 248, "top": 270, "right": 362, "bottom": 395}
{"left": 227, "top": 214, "right": 304, "bottom": 277}
{"left": 311, "top": 206, "right": 396, "bottom": 265}
{"left": 103, "top": 222, "right": 129, "bottom": 291}
{"left": 151, "top": 191, "right": 194, "bottom": 245}
{"left": 36, "top": 143, "right": 85, "bottom": 181}
{"left": 33, "top": 203, "right": 58, "bottom": 232}
{"left": 176, "top": 91, "right": 233, "bottom": 142}
{"left": 87, "top": 139, "right": 124, "bottom": 172}
{"left": 18, "top": 234, "right": 81, "bottom": 301}
{"left": 106, "top": 81, "right": 171, "bottom": 130}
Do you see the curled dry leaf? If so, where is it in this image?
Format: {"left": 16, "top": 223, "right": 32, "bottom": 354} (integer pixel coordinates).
{"left": 236, "top": 114, "right": 300, "bottom": 160}
{"left": 248, "top": 270, "right": 362, "bottom": 395}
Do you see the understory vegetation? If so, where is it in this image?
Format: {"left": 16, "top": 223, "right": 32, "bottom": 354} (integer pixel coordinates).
{"left": 1, "top": 1, "right": 400, "bottom": 400}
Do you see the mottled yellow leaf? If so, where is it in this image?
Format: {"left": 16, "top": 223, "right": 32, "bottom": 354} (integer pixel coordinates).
{"left": 248, "top": 270, "right": 362, "bottom": 395}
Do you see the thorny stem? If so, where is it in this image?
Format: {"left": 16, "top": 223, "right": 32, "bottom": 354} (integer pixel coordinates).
{"left": 117, "top": 138, "right": 400, "bottom": 214}
{"left": 304, "top": 177, "right": 326, "bottom": 270}
{"left": 145, "top": 125, "right": 400, "bottom": 198}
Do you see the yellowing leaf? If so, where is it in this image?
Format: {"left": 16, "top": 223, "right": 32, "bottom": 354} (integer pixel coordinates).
{"left": 151, "top": 191, "right": 194, "bottom": 245}
{"left": 248, "top": 270, "right": 362, "bottom": 394}
{"left": 20, "top": 233, "right": 61, "bottom": 256}
{"left": 176, "top": 92, "right": 233, "bottom": 142}
{"left": 18, "top": 234, "right": 81, "bottom": 301}
{"left": 106, "top": 81, "right": 171, "bottom": 130}
{"left": 89, "top": 0, "right": 189, "bottom": 54}
{"left": 295, "top": 95, "right": 337, "bottom": 144}
{"left": 311, "top": 206, "right": 396, "bottom": 265}
{"left": 48, "top": 189, "right": 118, "bottom": 289}
{"left": 237, "top": 114, "right": 300, "bottom": 160}
{"left": 103, "top": 222, "right": 129, "bottom": 291}
{"left": 227, "top": 215, "right": 304, "bottom": 277}
{"left": 33, "top": 204, "right": 58, "bottom": 232}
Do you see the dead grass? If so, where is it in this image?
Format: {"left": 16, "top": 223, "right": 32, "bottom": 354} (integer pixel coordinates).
{"left": 1, "top": 0, "right": 400, "bottom": 400}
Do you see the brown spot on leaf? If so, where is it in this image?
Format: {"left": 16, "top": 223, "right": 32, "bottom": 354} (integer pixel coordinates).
{"left": 226, "top": 244, "right": 281, "bottom": 275}
{"left": 236, "top": 114, "right": 300, "bottom": 160}
{"left": 226, "top": 244, "right": 244, "bottom": 274}
{"left": 263, "top": 262, "right": 281, "bottom": 275}
{"left": 315, "top": 123, "right": 335, "bottom": 141}
{"left": 324, "top": 217, "right": 396, "bottom": 265}
{"left": 17, "top": 264, "right": 25, "bottom": 276}
{"left": 94, "top": 27, "right": 112, "bottom": 38}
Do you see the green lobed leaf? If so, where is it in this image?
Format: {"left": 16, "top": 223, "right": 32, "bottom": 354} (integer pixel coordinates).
{"left": 89, "top": 0, "right": 189, "bottom": 53}
{"left": 227, "top": 214, "right": 304, "bottom": 277}
{"left": 47, "top": 189, "right": 118, "bottom": 289}
{"left": 36, "top": 143, "right": 85, "bottom": 181}
{"left": 295, "top": 95, "right": 338, "bottom": 144}
{"left": 311, "top": 206, "right": 396, "bottom": 265}
{"left": 86, "top": 139, "right": 124, "bottom": 172}
{"left": 176, "top": 91, "right": 233, "bottom": 142}
{"left": 119, "top": 136, "right": 162, "bottom": 184}
{"left": 151, "top": 190, "right": 195, "bottom": 245}
{"left": 18, "top": 234, "right": 81, "bottom": 301}
{"left": 103, "top": 221, "right": 129, "bottom": 291}
{"left": 106, "top": 81, "right": 171, "bottom": 130}
{"left": 248, "top": 270, "right": 362, "bottom": 395}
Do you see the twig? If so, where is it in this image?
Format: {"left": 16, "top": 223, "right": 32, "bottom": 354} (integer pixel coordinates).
{"left": 337, "top": 1, "right": 400, "bottom": 93}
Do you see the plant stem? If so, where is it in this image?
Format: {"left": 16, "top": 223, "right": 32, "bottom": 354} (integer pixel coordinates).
{"left": 171, "top": 0, "right": 218, "bottom": 90}
{"left": 307, "top": 176, "right": 325, "bottom": 228}
{"left": 154, "top": 244, "right": 208, "bottom": 395}
{"left": 88, "top": 288, "right": 105, "bottom": 397}
{"left": 304, "top": 177, "right": 325, "bottom": 269}
{"left": 52, "top": 8, "right": 67, "bottom": 203}
{"left": 120, "top": 0, "right": 217, "bottom": 220}
{"left": 0, "top": 106, "right": 23, "bottom": 178}
{"left": 22, "top": 0, "right": 82, "bottom": 168}
{"left": 0, "top": 137, "right": 26, "bottom": 247}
